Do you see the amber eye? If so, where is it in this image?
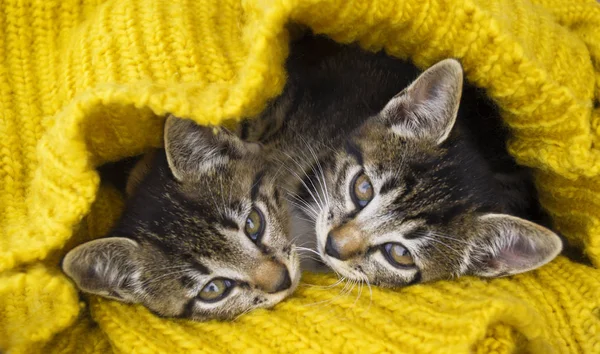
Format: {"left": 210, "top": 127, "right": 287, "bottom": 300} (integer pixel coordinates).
{"left": 198, "top": 278, "right": 235, "bottom": 302}
{"left": 245, "top": 207, "right": 265, "bottom": 243}
{"left": 383, "top": 243, "right": 415, "bottom": 268}
{"left": 350, "top": 172, "right": 374, "bottom": 209}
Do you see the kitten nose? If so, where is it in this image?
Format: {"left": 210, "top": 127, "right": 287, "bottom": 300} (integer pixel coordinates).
{"left": 253, "top": 260, "right": 292, "bottom": 294}
{"left": 326, "top": 221, "right": 365, "bottom": 260}
{"left": 325, "top": 234, "right": 342, "bottom": 259}
{"left": 274, "top": 270, "right": 292, "bottom": 293}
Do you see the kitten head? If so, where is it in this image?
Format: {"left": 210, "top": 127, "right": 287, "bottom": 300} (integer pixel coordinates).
{"left": 310, "top": 59, "right": 562, "bottom": 286}
{"left": 63, "top": 116, "right": 300, "bottom": 321}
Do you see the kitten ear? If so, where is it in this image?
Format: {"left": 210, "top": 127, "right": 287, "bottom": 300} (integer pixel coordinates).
{"left": 62, "top": 238, "right": 141, "bottom": 302}
{"left": 470, "top": 214, "right": 563, "bottom": 277}
{"left": 164, "top": 115, "right": 260, "bottom": 181}
{"left": 381, "top": 59, "right": 463, "bottom": 144}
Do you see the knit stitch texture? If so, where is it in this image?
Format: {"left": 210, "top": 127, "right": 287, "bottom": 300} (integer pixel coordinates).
{"left": 1, "top": 0, "right": 600, "bottom": 352}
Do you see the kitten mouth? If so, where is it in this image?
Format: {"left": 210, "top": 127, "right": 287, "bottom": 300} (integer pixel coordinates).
{"left": 261, "top": 293, "right": 289, "bottom": 308}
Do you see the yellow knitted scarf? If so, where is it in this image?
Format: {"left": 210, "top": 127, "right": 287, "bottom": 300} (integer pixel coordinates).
{"left": 1, "top": 0, "right": 600, "bottom": 352}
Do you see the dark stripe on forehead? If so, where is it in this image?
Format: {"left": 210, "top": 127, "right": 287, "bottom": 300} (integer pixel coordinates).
{"left": 403, "top": 174, "right": 417, "bottom": 197}
{"left": 403, "top": 211, "right": 435, "bottom": 225}
{"left": 221, "top": 217, "right": 238, "bottom": 230}
{"left": 189, "top": 259, "right": 210, "bottom": 275}
{"left": 379, "top": 176, "right": 400, "bottom": 196}
{"left": 261, "top": 191, "right": 280, "bottom": 221}
{"left": 251, "top": 170, "right": 266, "bottom": 201}
{"left": 399, "top": 210, "right": 430, "bottom": 225}
{"left": 438, "top": 203, "right": 468, "bottom": 224}
{"left": 403, "top": 226, "right": 427, "bottom": 240}
{"left": 179, "top": 275, "right": 196, "bottom": 289}
{"left": 228, "top": 199, "right": 244, "bottom": 214}
{"left": 389, "top": 174, "right": 418, "bottom": 208}
{"left": 423, "top": 203, "right": 468, "bottom": 225}
{"left": 144, "top": 235, "right": 179, "bottom": 257}
{"left": 409, "top": 156, "right": 444, "bottom": 174}
{"left": 345, "top": 140, "right": 364, "bottom": 166}
{"left": 404, "top": 203, "right": 467, "bottom": 226}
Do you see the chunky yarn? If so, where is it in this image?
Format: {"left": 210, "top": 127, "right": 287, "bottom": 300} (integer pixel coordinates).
{"left": 1, "top": 0, "right": 599, "bottom": 352}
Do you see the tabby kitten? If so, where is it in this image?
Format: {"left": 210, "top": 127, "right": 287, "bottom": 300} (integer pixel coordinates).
{"left": 256, "top": 35, "right": 562, "bottom": 286}
{"left": 62, "top": 116, "right": 300, "bottom": 320}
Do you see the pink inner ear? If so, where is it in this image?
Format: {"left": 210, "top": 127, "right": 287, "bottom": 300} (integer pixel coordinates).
{"left": 496, "top": 235, "right": 538, "bottom": 268}
{"left": 497, "top": 248, "right": 528, "bottom": 267}
{"left": 475, "top": 214, "right": 563, "bottom": 277}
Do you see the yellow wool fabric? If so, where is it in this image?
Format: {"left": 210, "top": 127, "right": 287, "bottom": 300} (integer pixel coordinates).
{"left": 1, "top": 0, "right": 600, "bottom": 352}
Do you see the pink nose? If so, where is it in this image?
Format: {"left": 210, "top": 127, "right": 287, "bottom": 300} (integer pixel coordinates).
{"left": 252, "top": 261, "right": 292, "bottom": 293}
{"left": 325, "top": 221, "right": 366, "bottom": 260}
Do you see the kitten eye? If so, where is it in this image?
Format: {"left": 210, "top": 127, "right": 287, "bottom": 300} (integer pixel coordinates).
{"left": 351, "top": 172, "right": 374, "bottom": 209}
{"left": 245, "top": 207, "right": 265, "bottom": 243}
{"left": 382, "top": 243, "right": 415, "bottom": 268}
{"left": 198, "top": 278, "right": 235, "bottom": 302}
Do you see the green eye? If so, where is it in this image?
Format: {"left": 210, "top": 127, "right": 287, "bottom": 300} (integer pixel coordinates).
{"left": 351, "top": 172, "right": 374, "bottom": 208}
{"left": 245, "top": 207, "right": 265, "bottom": 242}
{"left": 198, "top": 278, "right": 235, "bottom": 302}
{"left": 383, "top": 243, "right": 415, "bottom": 268}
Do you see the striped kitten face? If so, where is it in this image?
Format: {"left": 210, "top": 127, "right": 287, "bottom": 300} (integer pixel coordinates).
{"left": 63, "top": 116, "right": 300, "bottom": 321}
{"left": 310, "top": 60, "right": 562, "bottom": 286}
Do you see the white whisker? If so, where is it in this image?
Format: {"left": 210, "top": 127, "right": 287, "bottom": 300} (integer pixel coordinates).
{"left": 278, "top": 151, "right": 326, "bottom": 213}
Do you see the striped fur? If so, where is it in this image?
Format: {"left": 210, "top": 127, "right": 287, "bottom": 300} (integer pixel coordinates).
{"left": 260, "top": 34, "right": 562, "bottom": 287}
{"left": 63, "top": 116, "right": 300, "bottom": 321}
